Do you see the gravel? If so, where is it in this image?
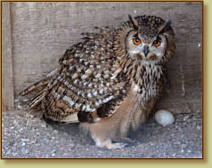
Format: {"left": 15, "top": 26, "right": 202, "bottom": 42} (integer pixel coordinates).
{"left": 2, "top": 110, "right": 202, "bottom": 158}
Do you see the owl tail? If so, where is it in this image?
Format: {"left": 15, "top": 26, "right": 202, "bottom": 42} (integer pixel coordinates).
{"left": 18, "top": 68, "right": 59, "bottom": 109}
{"left": 19, "top": 78, "right": 50, "bottom": 97}
{"left": 27, "top": 87, "right": 48, "bottom": 108}
{"left": 18, "top": 79, "right": 49, "bottom": 110}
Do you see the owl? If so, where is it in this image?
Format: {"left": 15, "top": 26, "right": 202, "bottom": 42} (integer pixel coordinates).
{"left": 20, "top": 15, "right": 175, "bottom": 149}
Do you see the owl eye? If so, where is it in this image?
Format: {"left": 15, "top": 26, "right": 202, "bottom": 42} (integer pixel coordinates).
{"left": 133, "top": 37, "right": 141, "bottom": 45}
{"left": 153, "top": 37, "right": 162, "bottom": 47}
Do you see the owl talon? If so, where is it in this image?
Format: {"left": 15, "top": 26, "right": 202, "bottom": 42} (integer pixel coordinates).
{"left": 119, "top": 138, "right": 138, "bottom": 146}
{"left": 116, "top": 142, "right": 129, "bottom": 148}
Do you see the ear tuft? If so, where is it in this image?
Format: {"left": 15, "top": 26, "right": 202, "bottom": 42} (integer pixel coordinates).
{"left": 128, "top": 14, "right": 138, "bottom": 30}
{"left": 158, "top": 20, "right": 172, "bottom": 33}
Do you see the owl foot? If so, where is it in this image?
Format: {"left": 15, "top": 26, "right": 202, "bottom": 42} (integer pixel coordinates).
{"left": 94, "top": 138, "right": 128, "bottom": 149}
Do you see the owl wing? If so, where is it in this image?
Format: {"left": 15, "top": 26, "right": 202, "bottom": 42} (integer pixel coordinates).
{"left": 20, "top": 27, "right": 129, "bottom": 123}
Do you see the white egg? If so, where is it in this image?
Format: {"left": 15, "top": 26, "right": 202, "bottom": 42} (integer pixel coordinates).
{"left": 155, "top": 110, "right": 175, "bottom": 127}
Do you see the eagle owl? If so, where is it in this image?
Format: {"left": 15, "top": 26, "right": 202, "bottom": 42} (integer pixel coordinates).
{"left": 20, "top": 15, "right": 175, "bottom": 149}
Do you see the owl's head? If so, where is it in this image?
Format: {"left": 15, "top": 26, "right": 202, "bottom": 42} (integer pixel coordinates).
{"left": 114, "top": 15, "right": 175, "bottom": 65}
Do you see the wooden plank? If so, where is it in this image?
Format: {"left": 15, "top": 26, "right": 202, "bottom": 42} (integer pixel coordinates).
{"left": 2, "top": 2, "right": 14, "bottom": 111}
{"left": 9, "top": 2, "right": 202, "bottom": 111}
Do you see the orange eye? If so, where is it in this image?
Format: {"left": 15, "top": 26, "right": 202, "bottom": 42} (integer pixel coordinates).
{"left": 133, "top": 37, "right": 141, "bottom": 45}
{"left": 153, "top": 37, "right": 162, "bottom": 47}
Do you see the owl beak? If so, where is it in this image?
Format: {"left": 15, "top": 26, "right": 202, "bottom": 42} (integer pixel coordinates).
{"left": 143, "top": 45, "right": 149, "bottom": 57}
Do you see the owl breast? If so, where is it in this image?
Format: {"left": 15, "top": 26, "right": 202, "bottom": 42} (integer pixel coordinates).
{"left": 130, "top": 63, "right": 163, "bottom": 112}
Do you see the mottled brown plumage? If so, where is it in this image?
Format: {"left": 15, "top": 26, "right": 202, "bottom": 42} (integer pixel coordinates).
{"left": 20, "top": 15, "right": 175, "bottom": 149}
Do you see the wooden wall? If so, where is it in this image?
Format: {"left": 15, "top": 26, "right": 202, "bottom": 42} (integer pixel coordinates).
{"left": 2, "top": 2, "right": 14, "bottom": 111}
{"left": 2, "top": 2, "right": 202, "bottom": 113}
